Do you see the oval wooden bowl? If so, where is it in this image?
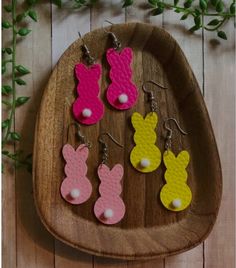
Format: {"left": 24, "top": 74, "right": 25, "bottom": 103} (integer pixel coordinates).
{"left": 33, "top": 22, "right": 222, "bottom": 260}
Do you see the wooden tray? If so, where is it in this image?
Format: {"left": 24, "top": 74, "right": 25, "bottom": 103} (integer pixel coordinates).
{"left": 33, "top": 22, "right": 222, "bottom": 260}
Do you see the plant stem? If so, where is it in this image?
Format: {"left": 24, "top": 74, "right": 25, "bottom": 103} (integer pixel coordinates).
{"left": 162, "top": 2, "right": 234, "bottom": 17}
{"left": 3, "top": 0, "right": 17, "bottom": 147}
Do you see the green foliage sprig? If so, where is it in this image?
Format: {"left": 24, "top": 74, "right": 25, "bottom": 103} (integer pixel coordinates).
{"left": 52, "top": 0, "right": 235, "bottom": 40}
{"left": 2, "top": 0, "right": 36, "bottom": 172}
{"left": 147, "top": 0, "right": 235, "bottom": 40}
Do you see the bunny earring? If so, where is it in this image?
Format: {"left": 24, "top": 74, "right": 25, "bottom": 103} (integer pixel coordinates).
{"left": 60, "top": 123, "right": 92, "bottom": 204}
{"left": 94, "top": 133, "right": 126, "bottom": 225}
{"left": 104, "top": 21, "right": 138, "bottom": 110}
{"left": 73, "top": 32, "right": 104, "bottom": 125}
{"left": 160, "top": 118, "right": 192, "bottom": 211}
{"left": 130, "top": 80, "right": 166, "bottom": 173}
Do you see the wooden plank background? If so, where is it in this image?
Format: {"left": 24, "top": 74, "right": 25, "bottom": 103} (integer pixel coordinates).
{"left": 2, "top": 0, "right": 235, "bottom": 267}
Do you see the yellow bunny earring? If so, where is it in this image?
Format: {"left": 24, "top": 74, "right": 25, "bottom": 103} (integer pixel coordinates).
{"left": 160, "top": 118, "right": 192, "bottom": 212}
{"left": 130, "top": 80, "right": 166, "bottom": 173}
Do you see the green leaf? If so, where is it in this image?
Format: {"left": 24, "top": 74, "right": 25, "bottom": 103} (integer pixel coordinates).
{"left": 152, "top": 6, "right": 164, "bottom": 15}
{"left": 2, "top": 48, "right": 6, "bottom": 53}
{"left": 148, "top": 0, "right": 158, "bottom": 7}
{"left": 194, "top": 16, "right": 201, "bottom": 26}
{"left": 194, "top": 8, "right": 201, "bottom": 16}
{"left": 2, "top": 150, "right": 10, "bottom": 155}
{"left": 2, "top": 85, "right": 12, "bottom": 95}
{"left": 10, "top": 132, "right": 21, "bottom": 141}
{"left": 15, "top": 65, "right": 30, "bottom": 75}
{"left": 52, "top": 0, "right": 62, "bottom": 7}
{"left": 210, "top": 0, "right": 218, "bottom": 6}
{"left": 15, "top": 78, "right": 27, "bottom": 85}
{"left": 180, "top": 14, "right": 189, "bottom": 20}
{"left": 78, "top": 0, "right": 87, "bottom": 4}
{"left": 4, "top": 5, "right": 12, "bottom": 12}
{"left": 2, "top": 99, "right": 12, "bottom": 107}
{"left": 184, "top": 0, "right": 193, "bottom": 8}
{"left": 217, "top": 30, "right": 227, "bottom": 40}
{"left": 174, "top": 7, "right": 181, "bottom": 13}
{"left": 2, "top": 65, "right": 6, "bottom": 74}
{"left": 230, "top": 2, "right": 235, "bottom": 14}
{"left": 26, "top": 0, "right": 38, "bottom": 6}
{"left": 16, "top": 96, "right": 30, "bottom": 106}
{"left": 16, "top": 13, "right": 27, "bottom": 22}
{"left": 174, "top": 0, "right": 179, "bottom": 6}
{"left": 28, "top": 10, "right": 38, "bottom": 22}
{"left": 216, "top": 1, "right": 224, "bottom": 12}
{"left": 199, "top": 0, "right": 207, "bottom": 10}
{"left": 122, "top": 0, "right": 133, "bottom": 8}
{"left": 189, "top": 25, "right": 201, "bottom": 32}
{"left": 18, "top": 28, "right": 31, "bottom": 36}
{"left": 5, "top": 47, "right": 13, "bottom": 54}
{"left": 2, "top": 21, "right": 12, "bottom": 29}
{"left": 207, "top": 19, "right": 220, "bottom": 26}
{"left": 2, "top": 119, "right": 10, "bottom": 129}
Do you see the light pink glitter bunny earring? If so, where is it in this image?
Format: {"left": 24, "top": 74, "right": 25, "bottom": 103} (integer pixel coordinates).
{"left": 60, "top": 123, "right": 92, "bottom": 205}
{"left": 94, "top": 132, "right": 126, "bottom": 225}
{"left": 104, "top": 21, "right": 138, "bottom": 110}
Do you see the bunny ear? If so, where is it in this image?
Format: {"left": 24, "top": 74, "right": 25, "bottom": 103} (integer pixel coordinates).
{"left": 110, "top": 164, "right": 124, "bottom": 180}
{"left": 144, "top": 112, "right": 158, "bottom": 129}
{"left": 131, "top": 112, "right": 144, "bottom": 130}
{"left": 120, "top": 47, "right": 133, "bottom": 63}
{"left": 106, "top": 48, "right": 119, "bottom": 65}
{"left": 177, "top": 150, "right": 190, "bottom": 168}
{"left": 76, "top": 144, "right": 89, "bottom": 161}
{"left": 97, "top": 164, "right": 110, "bottom": 180}
{"left": 62, "top": 144, "right": 75, "bottom": 160}
{"left": 89, "top": 64, "right": 101, "bottom": 79}
{"left": 75, "top": 63, "right": 87, "bottom": 79}
{"left": 163, "top": 150, "right": 176, "bottom": 168}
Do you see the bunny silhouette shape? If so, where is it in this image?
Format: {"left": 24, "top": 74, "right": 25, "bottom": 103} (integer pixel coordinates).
{"left": 94, "top": 164, "right": 125, "bottom": 225}
{"left": 106, "top": 47, "right": 138, "bottom": 110}
{"left": 60, "top": 144, "right": 92, "bottom": 205}
{"left": 160, "top": 150, "right": 192, "bottom": 211}
{"left": 73, "top": 63, "right": 104, "bottom": 125}
{"left": 130, "top": 112, "right": 161, "bottom": 173}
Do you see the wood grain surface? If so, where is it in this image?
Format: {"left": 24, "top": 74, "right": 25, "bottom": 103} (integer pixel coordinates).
{"left": 33, "top": 22, "right": 222, "bottom": 260}
{"left": 2, "top": 0, "right": 235, "bottom": 267}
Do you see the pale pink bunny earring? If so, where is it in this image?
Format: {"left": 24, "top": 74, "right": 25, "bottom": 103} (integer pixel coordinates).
{"left": 94, "top": 133, "right": 126, "bottom": 225}
{"left": 104, "top": 21, "right": 138, "bottom": 110}
{"left": 60, "top": 123, "right": 92, "bottom": 204}
{"left": 73, "top": 33, "right": 104, "bottom": 125}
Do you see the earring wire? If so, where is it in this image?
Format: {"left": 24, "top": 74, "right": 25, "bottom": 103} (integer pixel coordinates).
{"left": 164, "top": 118, "right": 187, "bottom": 150}
{"left": 98, "top": 132, "right": 123, "bottom": 164}
{"left": 78, "top": 32, "right": 95, "bottom": 65}
{"left": 67, "top": 122, "right": 91, "bottom": 148}
{"left": 142, "top": 80, "right": 167, "bottom": 112}
{"left": 103, "top": 20, "right": 121, "bottom": 50}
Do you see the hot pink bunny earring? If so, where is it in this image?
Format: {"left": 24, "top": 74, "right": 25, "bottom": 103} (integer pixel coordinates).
{"left": 94, "top": 132, "right": 126, "bottom": 225}
{"left": 73, "top": 33, "right": 104, "bottom": 125}
{"left": 60, "top": 123, "right": 92, "bottom": 205}
{"left": 104, "top": 21, "right": 138, "bottom": 110}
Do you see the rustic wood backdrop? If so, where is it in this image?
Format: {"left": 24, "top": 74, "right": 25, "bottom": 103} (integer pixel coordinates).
{"left": 2, "top": 0, "right": 235, "bottom": 267}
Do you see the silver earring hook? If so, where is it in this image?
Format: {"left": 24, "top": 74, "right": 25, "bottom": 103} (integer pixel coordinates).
{"left": 67, "top": 122, "right": 91, "bottom": 148}
{"left": 98, "top": 132, "right": 123, "bottom": 164}
{"left": 164, "top": 118, "right": 187, "bottom": 150}
{"left": 78, "top": 31, "right": 95, "bottom": 65}
{"left": 142, "top": 80, "right": 167, "bottom": 112}
{"left": 103, "top": 20, "right": 121, "bottom": 50}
